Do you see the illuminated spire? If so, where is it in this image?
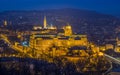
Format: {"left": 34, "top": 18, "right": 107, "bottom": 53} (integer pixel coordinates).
{"left": 4, "top": 20, "right": 7, "bottom": 26}
{"left": 44, "top": 16, "right": 47, "bottom": 28}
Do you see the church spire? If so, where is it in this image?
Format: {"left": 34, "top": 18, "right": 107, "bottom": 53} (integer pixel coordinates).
{"left": 44, "top": 16, "right": 47, "bottom": 28}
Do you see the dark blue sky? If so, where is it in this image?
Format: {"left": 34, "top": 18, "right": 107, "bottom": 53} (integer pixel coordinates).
{"left": 0, "top": 0, "right": 120, "bottom": 16}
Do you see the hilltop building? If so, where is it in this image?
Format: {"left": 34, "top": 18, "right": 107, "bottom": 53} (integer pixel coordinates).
{"left": 28, "top": 16, "right": 88, "bottom": 57}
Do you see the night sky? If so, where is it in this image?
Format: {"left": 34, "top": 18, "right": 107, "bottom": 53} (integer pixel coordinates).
{"left": 0, "top": 0, "right": 120, "bottom": 16}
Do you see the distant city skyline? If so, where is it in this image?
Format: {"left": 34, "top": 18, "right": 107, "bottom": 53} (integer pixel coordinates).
{"left": 0, "top": 0, "right": 120, "bottom": 17}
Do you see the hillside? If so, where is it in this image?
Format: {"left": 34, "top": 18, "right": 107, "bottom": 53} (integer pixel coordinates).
{"left": 0, "top": 8, "right": 120, "bottom": 34}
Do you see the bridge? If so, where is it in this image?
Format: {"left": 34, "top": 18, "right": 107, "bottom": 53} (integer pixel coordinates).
{"left": 104, "top": 54, "right": 120, "bottom": 65}
{"left": 102, "top": 53, "right": 120, "bottom": 75}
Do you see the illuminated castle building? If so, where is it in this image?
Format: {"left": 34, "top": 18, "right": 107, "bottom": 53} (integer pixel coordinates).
{"left": 29, "top": 16, "right": 88, "bottom": 56}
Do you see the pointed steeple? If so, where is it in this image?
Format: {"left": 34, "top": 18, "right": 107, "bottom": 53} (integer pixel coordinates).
{"left": 44, "top": 16, "right": 47, "bottom": 28}
{"left": 4, "top": 20, "right": 7, "bottom": 26}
